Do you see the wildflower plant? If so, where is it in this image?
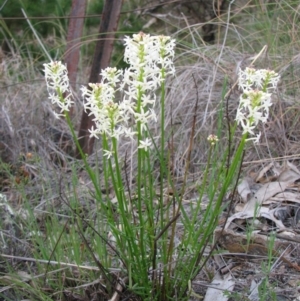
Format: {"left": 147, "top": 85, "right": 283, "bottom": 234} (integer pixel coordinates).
{"left": 44, "top": 34, "right": 280, "bottom": 300}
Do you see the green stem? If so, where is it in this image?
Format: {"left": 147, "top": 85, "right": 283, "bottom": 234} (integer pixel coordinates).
{"left": 64, "top": 112, "right": 102, "bottom": 203}
{"left": 135, "top": 85, "right": 147, "bottom": 279}
{"left": 160, "top": 77, "right": 166, "bottom": 230}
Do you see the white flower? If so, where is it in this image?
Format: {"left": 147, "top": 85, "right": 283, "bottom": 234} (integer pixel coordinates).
{"left": 134, "top": 107, "right": 152, "bottom": 124}
{"left": 252, "top": 132, "right": 261, "bottom": 144}
{"left": 89, "top": 126, "right": 100, "bottom": 139}
{"left": 141, "top": 94, "right": 156, "bottom": 106}
{"left": 138, "top": 138, "right": 152, "bottom": 151}
{"left": 103, "top": 149, "right": 114, "bottom": 159}
{"left": 239, "top": 118, "right": 256, "bottom": 135}
{"left": 123, "top": 128, "right": 137, "bottom": 139}
{"left": 100, "top": 67, "right": 123, "bottom": 88}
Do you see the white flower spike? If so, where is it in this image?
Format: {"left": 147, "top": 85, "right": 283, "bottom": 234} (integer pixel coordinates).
{"left": 44, "top": 61, "right": 73, "bottom": 117}
{"left": 236, "top": 67, "right": 280, "bottom": 143}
